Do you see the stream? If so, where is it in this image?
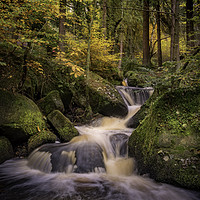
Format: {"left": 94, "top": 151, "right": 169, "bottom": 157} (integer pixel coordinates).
{"left": 0, "top": 87, "right": 199, "bottom": 200}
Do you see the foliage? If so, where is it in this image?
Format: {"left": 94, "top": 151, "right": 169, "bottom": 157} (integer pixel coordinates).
{"left": 0, "top": 0, "right": 199, "bottom": 110}
{"left": 155, "top": 50, "right": 200, "bottom": 90}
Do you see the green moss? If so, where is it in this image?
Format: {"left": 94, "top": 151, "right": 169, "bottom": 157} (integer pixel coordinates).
{"left": 28, "top": 130, "right": 57, "bottom": 153}
{"left": 128, "top": 87, "right": 200, "bottom": 190}
{"left": 37, "top": 90, "right": 64, "bottom": 115}
{"left": 0, "top": 89, "right": 47, "bottom": 143}
{"left": 0, "top": 136, "right": 14, "bottom": 163}
{"left": 71, "top": 72, "right": 127, "bottom": 117}
{"left": 47, "top": 110, "right": 79, "bottom": 142}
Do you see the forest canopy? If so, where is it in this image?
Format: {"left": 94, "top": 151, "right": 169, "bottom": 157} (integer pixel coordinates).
{"left": 0, "top": 0, "right": 199, "bottom": 96}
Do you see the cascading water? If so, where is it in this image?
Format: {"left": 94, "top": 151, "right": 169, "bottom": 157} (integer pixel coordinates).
{"left": 0, "top": 86, "right": 199, "bottom": 200}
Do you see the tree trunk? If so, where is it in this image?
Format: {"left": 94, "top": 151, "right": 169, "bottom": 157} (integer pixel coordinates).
{"left": 85, "top": 0, "right": 97, "bottom": 119}
{"left": 118, "top": 39, "right": 123, "bottom": 70}
{"left": 18, "top": 43, "right": 31, "bottom": 91}
{"left": 59, "top": 0, "right": 66, "bottom": 52}
{"left": 143, "top": 0, "right": 150, "bottom": 66}
{"left": 186, "top": 0, "right": 195, "bottom": 48}
{"left": 118, "top": 0, "right": 124, "bottom": 71}
{"left": 156, "top": 0, "right": 162, "bottom": 67}
{"left": 175, "top": 0, "right": 180, "bottom": 70}
{"left": 170, "top": 0, "right": 175, "bottom": 61}
{"left": 170, "top": 0, "right": 180, "bottom": 70}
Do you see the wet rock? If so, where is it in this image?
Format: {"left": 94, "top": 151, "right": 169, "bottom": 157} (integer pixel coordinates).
{"left": 128, "top": 87, "right": 200, "bottom": 190}
{"left": 28, "top": 130, "right": 57, "bottom": 153}
{"left": 37, "top": 90, "right": 64, "bottom": 115}
{"left": 110, "top": 134, "right": 129, "bottom": 157}
{"left": 0, "top": 136, "right": 14, "bottom": 164}
{"left": 28, "top": 141, "right": 105, "bottom": 173}
{"left": 0, "top": 89, "right": 47, "bottom": 143}
{"left": 47, "top": 110, "right": 79, "bottom": 142}
{"left": 74, "top": 142, "right": 105, "bottom": 173}
{"left": 71, "top": 72, "right": 127, "bottom": 117}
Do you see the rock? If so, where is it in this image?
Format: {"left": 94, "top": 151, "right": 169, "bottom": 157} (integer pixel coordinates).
{"left": 125, "top": 70, "right": 154, "bottom": 88}
{"left": 47, "top": 110, "right": 79, "bottom": 142}
{"left": 0, "top": 136, "right": 14, "bottom": 164}
{"left": 28, "top": 130, "right": 57, "bottom": 153}
{"left": 0, "top": 89, "right": 47, "bottom": 143}
{"left": 72, "top": 72, "right": 127, "bottom": 117}
{"left": 128, "top": 87, "right": 200, "bottom": 190}
{"left": 37, "top": 90, "right": 65, "bottom": 115}
{"left": 28, "top": 141, "right": 105, "bottom": 174}
{"left": 110, "top": 134, "right": 129, "bottom": 157}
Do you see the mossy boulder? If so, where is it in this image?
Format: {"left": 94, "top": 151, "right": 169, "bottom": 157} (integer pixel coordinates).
{"left": 28, "top": 130, "right": 57, "bottom": 153}
{"left": 0, "top": 136, "right": 14, "bottom": 164}
{"left": 47, "top": 110, "right": 79, "bottom": 142}
{"left": 125, "top": 70, "right": 155, "bottom": 88}
{"left": 37, "top": 90, "right": 65, "bottom": 115}
{"left": 72, "top": 72, "right": 127, "bottom": 117}
{"left": 128, "top": 87, "right": 200, "bottom": 190}
{"left": 0, "top": 89, "right": 47, "bottom": 143}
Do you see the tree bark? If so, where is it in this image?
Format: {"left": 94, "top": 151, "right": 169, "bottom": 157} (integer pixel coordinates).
{"left": 85, "top": 0, "right": 97, "bottom": 119}
{"left": 170, "top": 0, "right": 180, "bottom": 70}
{"left": 186, "top": 0, "right": 195, "bottom": 48}
{"left": 175, "top": 0, "right": 180, "bottom": 70}
{"left": 18, "top": 43, "right": 31, "bottom": 91}
{"left": 59, "top": 0, "right": 66, "bottom": 52}
{"left": 143, "top": 0, "right": 150, "bottom": 66}
{"left": 118, "top": 39, "right": 123, "bottom": 70}
{"left": 170, "top": 0, "right": 175, "bottom": 61}
{"left": 156, "top": 0, "right": 162, "bottom": 67}
{"left": 118, "top": 0, "right": 124, "bottom": 70}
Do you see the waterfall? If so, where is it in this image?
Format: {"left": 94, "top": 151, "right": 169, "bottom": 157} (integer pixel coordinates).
{"left": 0, "top": 86, "right": 199, "bottom": 200}
{"left": 116, "top": 86, "right": 154, "bottom": 127}
{"left": 116, "top": 86, "right": 154, "bottom": 106}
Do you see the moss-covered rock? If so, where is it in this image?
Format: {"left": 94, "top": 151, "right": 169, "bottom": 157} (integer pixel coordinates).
{"left": 0, "top": 89, "right": 47, "bottom": 143}
{"left": 37, "top": 90, "right": 65, "bottom": 115}
{"left": 128, "top": 87, "right": 200, "bottom": 190}
{"left": 28, "top": 130, "right": 57, "bottom": 153}
{"left": 47, "top": 110, "right": 79, "bottom": 142}
{"left": 125, "top": 70, "right": 155, "bottom": 88}
{"left": 0, "top": 136, "right": 14, "bottom": 164}
{"left": 72, "top": 72, "right": 127, "bottom": 117}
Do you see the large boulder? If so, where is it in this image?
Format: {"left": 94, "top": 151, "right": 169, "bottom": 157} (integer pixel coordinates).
{"left": 125, "top": 70, "right": 155, "bottom": 88}
{"left": 0, "top": 89, "right": 47, "bottom": 143}
{"left": 0, "top": 136, "right": 14, "bottom": 164}
{"left": 28, "top": 130, "right": 57, "bottom": 153}
{"left": 47, "top": 110, "right": 79, "bottom": 142}
{"left": 72, "top": 72, "right": 127, "bottom": 117}
{"left": 37, "top": 90, "right": 65, "bottom": 115}
{"left": 128, "top": 87, "right": 200, "bottom": 190}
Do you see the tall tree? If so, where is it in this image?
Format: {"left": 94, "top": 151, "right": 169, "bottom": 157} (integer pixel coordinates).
{"left": 156, "top": 0, "right": 162, "bottom": 67}
{"left": 186, "top": 0, "right": 195, "bottom": 48}
{"left": 170, "top": 0, "right": 180, "bottom": 70}
{"left": 170, "top": 0, "right": 175, "bottom": 61}
{"left": 118, "top": 0, "right": 124, "bottom": 71}
{"left": 59, "top": 0, "right": 67, "bottom": 52}
{"left": 143, "top": 0, "right": 150, "bottom": 66}
{"left": 85, "top": 0, "right": 97, "bottom": 119}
